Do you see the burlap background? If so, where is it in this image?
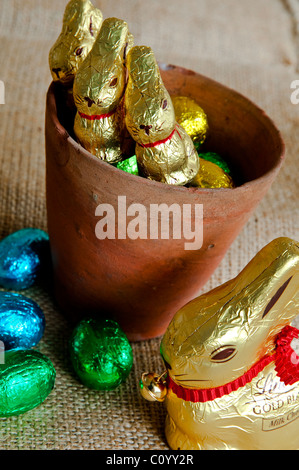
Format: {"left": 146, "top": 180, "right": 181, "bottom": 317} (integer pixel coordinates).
{"left": 0, "top": 0, "right": 298, "bottom": 450}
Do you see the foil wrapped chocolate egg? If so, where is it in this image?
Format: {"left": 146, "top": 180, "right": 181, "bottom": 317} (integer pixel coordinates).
{"left": 0, "top": 292, "right": 45, "bottom": 350}
{"left": 190, "top": 158, "right": 234, "bottom": 189}
{"left": 199, "top": 151, "right": 232, "bottom": 175}
{"left": 116, "top": 155, "right": 139, "bottom": 175}
{"left": 0, "top": 349, "right": 55, "bottom": 417}
{"left": 0, "top": 228, "right": 50, "bottom": 290}
{"left": 172, "top": 96, "right": 208, "bottom": 146}
{"left": 69, "top": 318, "right": 133, "bottom": 390}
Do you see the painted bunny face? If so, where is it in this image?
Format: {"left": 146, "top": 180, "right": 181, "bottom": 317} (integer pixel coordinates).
{"left": 49, "top": 0, "right": 103, "bottom": 85}
{"left": 73, "top": 17, "right": 132, "bottom": 114}
{"left": 161, "top": 238, "right": 299, "bottom": 389}
{"left": 125, "top": 46, "right": 176, "bottom": 145}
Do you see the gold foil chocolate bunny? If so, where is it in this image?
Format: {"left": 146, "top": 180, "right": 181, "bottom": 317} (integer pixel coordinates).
{"left": 141, "top": 237, "right": 299, "bottom": 450}
{"left": 73, "top": 17, "right": 134, "bottom": 163}
{"left": 125, "top": 46, "right": 200, "bottom": 185}
{"left": 49, "top": 0, "right": 103, "bottom": 86}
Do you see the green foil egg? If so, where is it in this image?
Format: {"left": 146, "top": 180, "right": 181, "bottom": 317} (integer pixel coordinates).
{"left": 0, "top": 349, "right": 56, "bottom": 417}
{"left": 117, "top": 155, "right": 139, "bottom": 175}
{"left": 69, "top": 318, "right": 133, "bottom": 390}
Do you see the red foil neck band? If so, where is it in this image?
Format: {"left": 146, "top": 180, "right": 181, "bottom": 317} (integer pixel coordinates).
{"left": 79, "top": 108, "right": 117, "bottom": 121}
{"left": 140, "top": 125, "right": 181, "bottom": 148}
{"left": 167, "top": 326, "right": 299, "bottom": 403}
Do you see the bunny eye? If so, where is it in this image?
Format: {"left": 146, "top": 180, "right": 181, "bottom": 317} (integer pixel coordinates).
{"left": 211, "top": 346, "right": 236, "bottom": 362}
{"left": 162, "top": 99, "right": 168, "bottom": 109}
{"left": 109, "top": 77, "right": 118, "bottom": 88}
{"left": 75, "top": 47, "right": 84, "bottom": 56}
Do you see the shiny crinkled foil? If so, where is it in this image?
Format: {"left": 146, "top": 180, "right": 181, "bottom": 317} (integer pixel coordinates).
{"left": 69, "top": 319, "right": 133, "bottom": 390}
{"left": 0, "top": 228, "right": 50, "bottom": 290}
{"left": 0, "top": 292, "right": 45, "bottom": 350}
{"left": 141, "top": 238, "right": 299, "bottom": 450}
{"left": 117, "top": 155, "right": 139, "bottom": 175}
{"left": 199, "top": 151, "right": 232, "bottom": 175}
{"left": 125, "top": 46, "right": 200, "bottom": 185}
{"left": 0, "top": 350, "right": 55, "bottom": 417}
{"left": 190, "top": 158, "right": 234, "bottom": 188}
{"left": 49, "top": 0, "right": 103, "bottom": 85}
{"left": 73, "top": 17, "right": 134, "bottom": 163}
{"left": 172, "top": 96, "right": 208, "bottom": 146}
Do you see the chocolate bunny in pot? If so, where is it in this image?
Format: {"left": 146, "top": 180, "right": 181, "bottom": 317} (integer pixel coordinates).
{"left": 125, "top": 46, "right": 200, "bottom": 186}
{"left": 73, "top": 17, "right": 134, "bottom": 163}
{"left": 49, "top": 0, "right": 103, "bottom": 86}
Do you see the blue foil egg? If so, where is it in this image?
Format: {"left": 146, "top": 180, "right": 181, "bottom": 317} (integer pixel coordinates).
{"left": 0, "top": 228, "right": 50, "bottom": 290}
{"left": 0, "top": 291, "right": 45, "bottom": 350}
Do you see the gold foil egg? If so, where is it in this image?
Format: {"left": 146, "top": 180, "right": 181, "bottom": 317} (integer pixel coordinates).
{"left": 49, "top": 0, "right": 103, "bottom": 85}
{"left": 125, "top": 46, "right": 200, "bottom": 185}
{"left": 142, "top": 238, "right": 299, "bottom": 450}
{"left": 73, "top": 17, "right": 134, "bottom": 163}
{"left": 172, "top": 96, "right": 209, "bottom": 146}
{"left": 190, "top": 158, "right": 234, "bottom": 188}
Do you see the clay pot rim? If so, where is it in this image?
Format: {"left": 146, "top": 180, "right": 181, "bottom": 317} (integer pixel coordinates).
{"left": 47, "top": 65, "right": 285, "bottom": 195}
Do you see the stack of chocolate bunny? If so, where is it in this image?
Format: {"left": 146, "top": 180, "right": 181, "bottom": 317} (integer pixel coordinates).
{"left": 49, "top": 0, "right": 234, "bottom": 189}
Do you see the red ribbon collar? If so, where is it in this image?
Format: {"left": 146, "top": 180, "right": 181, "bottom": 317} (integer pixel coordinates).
{"left": 78, "top": 108, "right": 117, "bottom": 121}
{"left": 139, "top": 125, "right": 182, "bottom": 148}
{"left": 167, "top": 326, "right": 299, "bottom": 403}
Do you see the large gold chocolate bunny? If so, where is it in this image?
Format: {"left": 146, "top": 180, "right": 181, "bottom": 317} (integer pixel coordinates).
{"left": 125, "top": 46, "right": 200, "bottom": 185}
{"left": 141, "top": 237, "right": 299, "bottom": 450}
{"left": 49, "top": 0, "right": 103, "bottom": 86}
{"left": 73, "top": 17, "right": 134, "bottom": 163}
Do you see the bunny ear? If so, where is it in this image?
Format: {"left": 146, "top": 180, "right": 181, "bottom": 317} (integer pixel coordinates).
{"left": 127, "top": 45, "right": 166, "bottom": 99}
{"left": 233, "top": 238, "right": 299, "bottom": 329}
{"left": 63, "top": 0, "right": 102, "bottom": 33}
{"left": 164, "top": 238, "right": 299, "bottom": 359}
{"left": 63, "top": 0, "right": 88, "bottom": 25}
{"left": 90, "top": 18, "right": 129, "bottom": 59}
{"left": 127, "top": 46, "right": 159, "bottom": 78}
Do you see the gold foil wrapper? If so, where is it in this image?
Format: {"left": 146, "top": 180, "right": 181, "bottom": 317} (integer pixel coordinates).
{"left": 142, "top": 238, "right": 299, "bottom": 449}
{"left": 190, "top": 158, "right": 234, "bottom": 189}
{"left": 139, "top": 372, "right": 167, "bottom": 402}
{"left": 172, "top": 96, "right": 208, "bottom": 145}
{"left": 125, "top": 46, "right": 200, "bottom": 185}
{"left": 49, "top": 0, "right": 103, "bottom": 85}
{"left": 73, "top": 18, "right": 134, "bottom": 163}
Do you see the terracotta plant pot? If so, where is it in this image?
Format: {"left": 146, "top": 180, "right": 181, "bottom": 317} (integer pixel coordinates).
{"left": 45, "top": 65, "right": 285, "bottom": 341}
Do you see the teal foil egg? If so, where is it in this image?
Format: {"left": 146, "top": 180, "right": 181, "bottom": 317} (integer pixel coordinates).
{"left": 0, "top": 349, "right": 55, "bottom": 417}
{"left": 0, "top": 292, "right": 45, "bottom": 350}
{"left": 69, "top": 318, "right": 133, "bottom": 390}
{"left": 0, "top": 228, "right": 50, "bottom": 290}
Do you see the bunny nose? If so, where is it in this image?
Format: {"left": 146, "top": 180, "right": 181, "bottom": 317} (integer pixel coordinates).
{"left": 140, "top": 124, "right": 152, "bottom": 136}
{"left": 52, "top": 68, "right": 62, "bottom": 79}
{"left": 84, "top": 97, "right": 95, "bottom": 108}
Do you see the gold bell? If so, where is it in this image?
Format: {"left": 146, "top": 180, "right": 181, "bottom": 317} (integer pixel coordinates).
{"left": 139, "top": 372, "right": 167, "bottom": 402}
